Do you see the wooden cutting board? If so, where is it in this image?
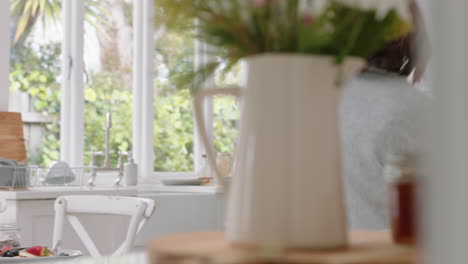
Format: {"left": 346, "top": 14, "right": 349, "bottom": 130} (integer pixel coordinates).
{"left": 0, "top": 112, "right": 27, "bottom": 163}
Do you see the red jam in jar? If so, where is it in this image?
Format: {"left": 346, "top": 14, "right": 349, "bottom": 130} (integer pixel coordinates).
{"left": 389, "top": 179, "right": 416, "bottom": 245}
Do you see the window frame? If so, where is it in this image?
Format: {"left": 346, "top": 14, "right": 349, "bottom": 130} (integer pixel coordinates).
{"left": 151, "top": 38, "right": 216, "bottom": 181}
{"left": 60, "top": 0, "right": 85, "bottom": 167}
{"left": 61, "top": 0, "right": 211, "bottom": 181}
{"left": 133, "top": 0, "right": 156, "bottom": 182}
{"left": 0, "top": 1, "right": 11, "bottom": 111}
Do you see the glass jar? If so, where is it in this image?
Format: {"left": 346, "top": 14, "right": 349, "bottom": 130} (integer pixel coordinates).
{"left": 389, "top": 178, "right": 416, "bottom": 245}
{"left": 384, "top": 153, "right": 418, "bottom": 245}
{"left": 0, "top": 225, "right": 21, "bottom": 248}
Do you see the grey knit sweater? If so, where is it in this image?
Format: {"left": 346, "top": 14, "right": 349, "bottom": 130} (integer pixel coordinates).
{"left": 340, "top": 71, "right": 429, "bottom": 229}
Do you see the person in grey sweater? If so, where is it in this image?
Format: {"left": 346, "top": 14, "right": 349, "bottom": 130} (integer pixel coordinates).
{"left": 341, "top": 71, "right": 429, "bottom": 229}
{"left": 340, "top": 0, "right": 430, "bottom": 229}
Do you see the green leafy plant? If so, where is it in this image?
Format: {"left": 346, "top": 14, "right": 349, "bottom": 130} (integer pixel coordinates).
{"left": 11, "top": 0, "right": 108, "bottom": 44}
{"left": 156, "top": 0, "right": 412, "bottom": 89}
{"left": 9, "top": 43, "right": 62, "bottom": 165}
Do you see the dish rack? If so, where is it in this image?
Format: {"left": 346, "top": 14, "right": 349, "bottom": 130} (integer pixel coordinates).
{"left": 0, "top": 165, "right": 29, "bottom": 190}
{"left": 0, "top": 165, "right": 93, "bottom": 190}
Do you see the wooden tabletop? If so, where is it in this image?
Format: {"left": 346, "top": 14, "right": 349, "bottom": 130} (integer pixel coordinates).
{"left": 148, "top": 231, "right": 416, "bottom": 264}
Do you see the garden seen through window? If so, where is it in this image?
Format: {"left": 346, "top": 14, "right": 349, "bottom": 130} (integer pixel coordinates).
{"left": 7, "top": 0, "right": 240, "bottom": 176}
{"left": 9, "top": 0, "right": 63, "bottom": 166}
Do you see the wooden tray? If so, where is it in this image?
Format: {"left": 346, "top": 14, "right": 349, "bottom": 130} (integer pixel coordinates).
{"left": 0, "top": 188, "right": 29, "bottom": 191}
{"left": 148, "top": 231, "right": 416, "bottom": 264}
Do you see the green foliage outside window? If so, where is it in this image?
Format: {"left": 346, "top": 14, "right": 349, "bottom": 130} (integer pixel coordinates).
{"left": 10, "top": 43, "right": 62, "bottom": 165}
{"left": 10, "top": 41, "right": 239, "bottom": 171}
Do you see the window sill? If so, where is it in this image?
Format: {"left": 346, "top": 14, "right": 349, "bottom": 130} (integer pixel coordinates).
{"left": 137, "top": 184, "right": 222, "bottom": 194}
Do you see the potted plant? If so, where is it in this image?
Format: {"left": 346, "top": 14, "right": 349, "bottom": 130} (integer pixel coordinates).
{"left": 157, "top": 0, "right": 413, "bottom": 249}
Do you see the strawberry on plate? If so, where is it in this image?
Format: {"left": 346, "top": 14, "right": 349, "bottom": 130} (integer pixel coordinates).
{"left": 0, "top": 246, "right": 12, "bottom": 256}
{"left": 25, "top": 246, "right": 53, "bottom": 257}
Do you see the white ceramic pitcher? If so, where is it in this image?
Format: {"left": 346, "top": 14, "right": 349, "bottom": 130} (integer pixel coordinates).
{"left": 194, "top": 54, "right": 364, "bottom": 249}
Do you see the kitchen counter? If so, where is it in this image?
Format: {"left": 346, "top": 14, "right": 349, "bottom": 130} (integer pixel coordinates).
{"left": 0, "top": 186, "right": 138, "bottom": 200}
{"left": 0, "top": 184, "right": 221, "bottom": 200}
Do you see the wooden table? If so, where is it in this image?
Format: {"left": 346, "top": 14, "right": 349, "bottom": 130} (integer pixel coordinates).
{"left": 148, "top": 231, "right": 416, "bottom": 264}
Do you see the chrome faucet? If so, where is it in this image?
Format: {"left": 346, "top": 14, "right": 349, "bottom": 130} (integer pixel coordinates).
{"left": 87, "top": 112, "right": 129, "bottom": 187}
{"left": 104, "top": 112, "right": 112, "bottom": 169}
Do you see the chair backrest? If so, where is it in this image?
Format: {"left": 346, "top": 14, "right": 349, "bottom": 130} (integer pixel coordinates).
{"left": 53, "top": 195, "right": 155, "bottom": 257}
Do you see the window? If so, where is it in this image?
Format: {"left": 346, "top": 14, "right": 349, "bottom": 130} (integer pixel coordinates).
{"left": 153, "top": 23, "right": 195, "bottom": 172}
{"left": 213, "top": 63, "right": 241, "bottom": 155}
{"left": 3, "top": 0, "right": 239, "bottom": 181}
{"left": 8, "top": 0, "right": 63, "bottom": 166}
{"left": 83, "top": 0, "right": 134, "bottom": 167}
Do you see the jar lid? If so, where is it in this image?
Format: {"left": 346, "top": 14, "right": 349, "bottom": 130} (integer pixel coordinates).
{"left": 0, "top": 224, "right": 20, "bottom": 231}
{"left": 383, "top": 152, "right": 419, "bottom": 183}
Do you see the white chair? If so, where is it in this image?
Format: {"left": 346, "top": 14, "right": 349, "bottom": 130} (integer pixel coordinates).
{"left": 52, "top": 195, "right": 155, "bottom": 257}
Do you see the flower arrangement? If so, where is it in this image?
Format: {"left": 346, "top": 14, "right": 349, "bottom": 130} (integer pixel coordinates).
{"left": 156, "top": 0, "right": 413, "bottom": 86}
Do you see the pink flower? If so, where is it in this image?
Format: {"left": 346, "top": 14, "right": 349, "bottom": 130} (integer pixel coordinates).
{"left": 251, "top": 0, "right": 278, "bottom": 8}
{"left": 252, "top": 0, "right": 266, "bottom": 8}
{"left": 301, "top": 13, "right": 314, "bottom": 25}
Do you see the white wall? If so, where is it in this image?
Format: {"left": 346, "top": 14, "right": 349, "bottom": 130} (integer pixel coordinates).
{"left": 0, "top": 1, "right": 11, "bottom": 111}
{"left": 424, "top": 0, "right": 468, "bottom": 263}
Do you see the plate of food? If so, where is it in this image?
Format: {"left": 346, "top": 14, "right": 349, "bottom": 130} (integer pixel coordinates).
{"left": 0, "top": 246, "right": 82, "bottom": 263}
